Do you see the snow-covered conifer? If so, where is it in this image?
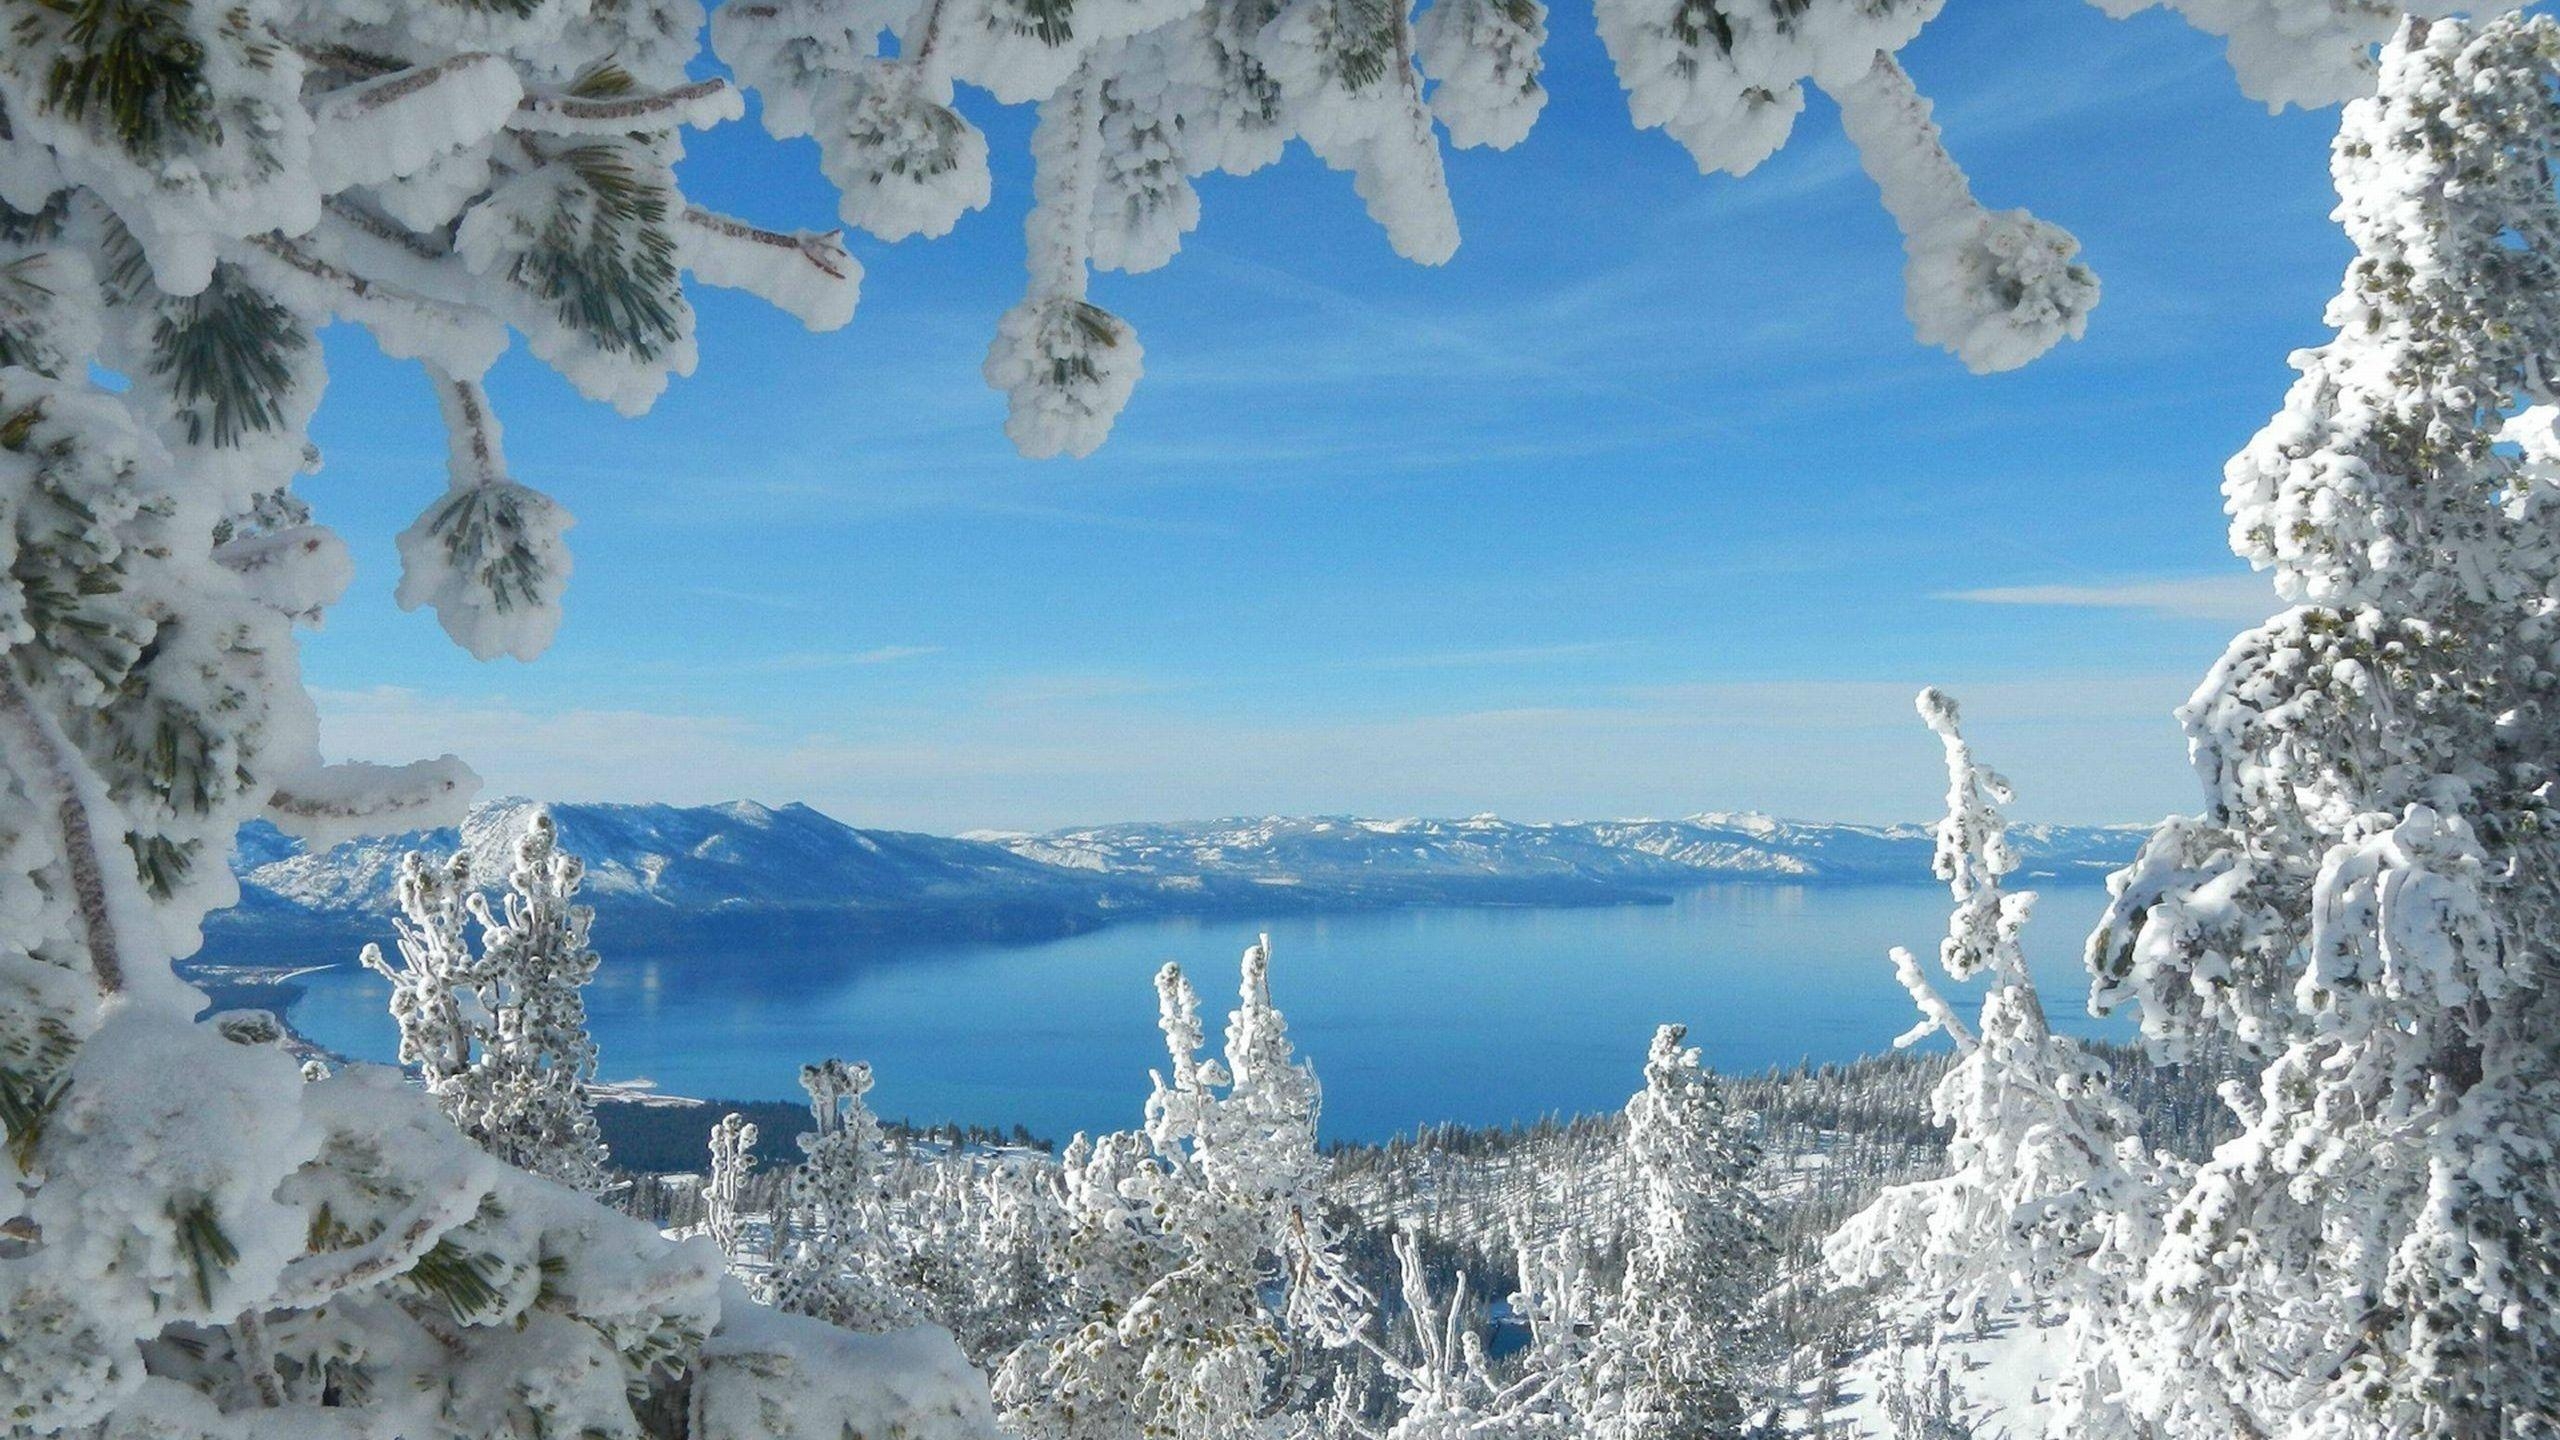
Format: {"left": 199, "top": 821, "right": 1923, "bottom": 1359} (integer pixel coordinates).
{"left": 770, "top": 1057, "right": 921, "bottom": 1331}
{"left": 1586, "top": 1023, "right": 1775, "bottom": 1439}
{"left": 2084, "top": 18, "right": 2560, "bottom": 1434}
{"left": 363, "top": 809, "right": 612, "bottom": 1195}
{"left": 704, "top": 1111, "right": 763, "bottom": 1262}
{"left": 1827, "top": 689, "right": 2157, "bottom": 1432}
{"left": 995, "top": 935, "right": 1366, "bottom": 1440}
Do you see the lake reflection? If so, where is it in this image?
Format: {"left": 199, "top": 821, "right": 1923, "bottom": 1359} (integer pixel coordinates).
{"left": 284, "top": 883, "right": 2125, "bottom": 1143}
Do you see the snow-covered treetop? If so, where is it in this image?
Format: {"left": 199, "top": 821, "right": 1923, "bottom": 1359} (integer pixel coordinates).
{"left": 1831, "top": 688, "right": 2153, "bottom": 1357}
{"left": 1145, "top": 933, "right": 1327, "bottom": 1204}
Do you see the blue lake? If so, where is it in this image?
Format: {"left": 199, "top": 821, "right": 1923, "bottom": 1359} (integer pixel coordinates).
{"left": 282, "top": 882, "right": 2127, "bottom": 1143}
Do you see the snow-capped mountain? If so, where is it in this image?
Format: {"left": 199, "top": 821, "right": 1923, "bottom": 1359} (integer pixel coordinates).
{"left": 215, "top": 798, "right": 1107, "bottom": 958}
{"left": 209, "top": 799, "right": 2145, "bottom": 960}
{"left": 968, "top": 811, "right": 2143, "bottom": 889}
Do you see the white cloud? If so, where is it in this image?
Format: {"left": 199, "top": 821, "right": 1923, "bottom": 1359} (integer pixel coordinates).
{"left": 1938, "top": 574, "right": 2276, "bottom": 623}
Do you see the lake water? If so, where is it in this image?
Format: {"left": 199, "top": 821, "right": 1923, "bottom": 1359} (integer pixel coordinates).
{"left": 283, "top": 882, "right": 2126, "bottom": 1144}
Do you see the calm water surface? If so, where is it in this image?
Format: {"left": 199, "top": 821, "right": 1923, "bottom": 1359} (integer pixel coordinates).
{"left": 285, "top": 883, "right": 2125, "bottom": 1143}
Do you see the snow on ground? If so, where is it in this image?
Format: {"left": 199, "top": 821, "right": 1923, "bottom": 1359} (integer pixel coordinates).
{"left": 1812, "top": 1309, "right": 2068, "bottom": 1437}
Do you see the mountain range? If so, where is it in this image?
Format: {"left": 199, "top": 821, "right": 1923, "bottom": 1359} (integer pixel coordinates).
{"left": 204, "top": 798, "right": 2147, "bottom": 961}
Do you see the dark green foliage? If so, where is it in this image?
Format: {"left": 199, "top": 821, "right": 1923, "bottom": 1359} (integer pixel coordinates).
{"left": 0, "top": 255, "right": 66, "bottom": 375}
{"left": 149, "top": 262, "right": 309, "bottom": 448}
{"left": 1669, "top": 0, "right": 1735, "bottom": 62}
{"left": 595, "top": 1097, "right": 1048, "bottom": 1179}
{"left": 403, "top": 1235, "right": 505, "bottom": 1319}
{"left": 570, "top": 61, "right": 636, "bottom": 98}
{"left": 841, "top": 94, "right": 973, "bottom": 181}
{"left": 418, "top": 482, "right": 549, "bottom": 615}
{"left": 511, "top": 144, "right": 683, "bottom": 358}
{"left": 0, "top": 193, "right": 69, "bottom": 245}
{"left": 0, "top": 1065, "right": 67, "bottom": 1170}
{"left": 101, "top": 621, "right": 261, "bottom": 896}
{"left": 994, "top": 0, "right": 1077, "bottom": 48}
{"left": 1209, "top": 0, "right": 1286, "bottom": 130}
{"left": 1048, "top": 300, "right": 1120, "bottom": 387}
{"left": 17, "top": 0, "right": 224, "bottom": 157}
{"left": 1, "top": 378, "right": 269, "bottom": 900}
{"left": 1327, "top": 0, "right": 1400, "bottom": 91}
{"left": 0, "top": 392, "right": 146, "bottom": 706}
{"left": 170, "top": 1194, "right": 239, "bottom": 1308}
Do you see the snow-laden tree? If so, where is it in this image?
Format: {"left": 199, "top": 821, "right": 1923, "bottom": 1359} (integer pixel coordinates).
{"left": 2079, "top": 16, "right": 2560, "bottom": 1435}
{"left": 768, "top": 1057, "right": 925, "bottom": 1332}
{"left": 1826, "top": 688, "right": 2163, "bottom": 1434}
{"left": 364, "top": 808, "right": 613, "bottom": 1196}
{"left": 1570, "top": 1023, "right": 1776, "bottom": 1440}
{"left": 701, "top": 1111, "right": 763, "bottom": 1262}
{"left": 1329, "top": 1227, "right": 1598, "bottom": 1440}
{"left": 994, "top": 935, "right": 1367, "bottom": 1440}
{"left": 0, "top": 0, "right": 993, "bottom": 1433}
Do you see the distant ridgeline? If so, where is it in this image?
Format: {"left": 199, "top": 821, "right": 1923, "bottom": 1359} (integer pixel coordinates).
{"left": 208, "top": 797, "right": 2146, "bottom": 960}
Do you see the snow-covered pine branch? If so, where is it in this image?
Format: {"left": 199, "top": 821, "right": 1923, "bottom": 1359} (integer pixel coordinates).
{"left": 1825, "top": 55, "right": 2098, "bottom": 375}
{"left": 1590, "top": 0, "right": 2097, "bottom": 371}
{"left": 711, "top": 0, "right": 2441, "bottom": 458}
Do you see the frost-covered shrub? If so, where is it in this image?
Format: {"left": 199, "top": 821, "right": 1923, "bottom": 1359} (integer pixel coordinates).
{"left": 363, "top": 809, "right": 614, "bottom": 1196}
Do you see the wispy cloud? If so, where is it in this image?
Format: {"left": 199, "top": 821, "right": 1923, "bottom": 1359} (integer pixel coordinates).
{"left": 1353, "top": 641, "right": 1638, "bottom": 671}
{"left": 314, "top": 672, "right": 2199, "bottom": 834}
{"left": 978, "top": 672, "right": 1189, "bottom": 709}
{"left": 681, "top": 584, "right": 808, "bottom": 612}
{"left": 1937, "top": 575, "right": 2275, "bottom": 623}
{"left": 736, "top": 646, "right": 944, "bottom": 673}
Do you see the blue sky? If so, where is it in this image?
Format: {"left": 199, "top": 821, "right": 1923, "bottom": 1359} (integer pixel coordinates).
{"left": 296, "top": 0, "right": 2351, "bottom": 832}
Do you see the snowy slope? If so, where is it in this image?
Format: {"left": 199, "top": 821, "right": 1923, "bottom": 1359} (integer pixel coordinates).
{"left": 234, "top": 797, "right": 1078, "bottom": 914}
{"left": 214, "top": 798, "right": 1111, "bottom": 957}
{"left": 211, "top": 800, "right": 2145, "bottom": 958}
